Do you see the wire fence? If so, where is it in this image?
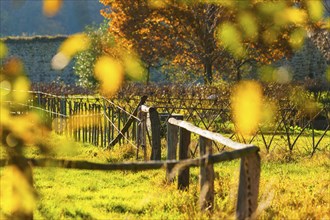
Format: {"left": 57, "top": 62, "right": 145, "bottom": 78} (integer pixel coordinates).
{"left": 144, "top": 95, "right": 330, "bottom": 155}
{"left": 3, "top": 87, "right": 329, "bottom": 155}
{"left": 4, "top": 88, "right": 145, "bottom": 149}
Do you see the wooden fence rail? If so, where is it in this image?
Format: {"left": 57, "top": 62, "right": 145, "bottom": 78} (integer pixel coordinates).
{"left": 166, "top": 118, "right": 260, "bottom": 219}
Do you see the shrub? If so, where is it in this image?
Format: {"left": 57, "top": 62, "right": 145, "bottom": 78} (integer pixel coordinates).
{"left": 73, "top": 21, "right": 114, "bottom": 90}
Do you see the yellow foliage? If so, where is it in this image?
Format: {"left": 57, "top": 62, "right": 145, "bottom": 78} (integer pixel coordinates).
{"left": 43, "top": 0, "right": 63, "bottom": 17}
{"left": 289, "top": 86, "right": 321, "bottom": 116}
{"left": 0, "top": 166, "right": 36, "bottom": 215}
{"left": 0, "top": 41, "right": 8, "bottom": 59}
{"left": 231, "top": 81, "right": 263, "bottom": 136}
{"left": 94, "top": 56, "right": 124, "bottom": 96}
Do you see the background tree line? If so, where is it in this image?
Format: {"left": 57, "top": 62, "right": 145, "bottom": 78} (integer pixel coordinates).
{"left": 92, "top": 0, "right": 330, "bottom": 85}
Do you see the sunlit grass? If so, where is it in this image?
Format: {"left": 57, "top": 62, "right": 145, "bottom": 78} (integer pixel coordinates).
{"left": 1, "top": 134, "right": 329, "bottom": 219}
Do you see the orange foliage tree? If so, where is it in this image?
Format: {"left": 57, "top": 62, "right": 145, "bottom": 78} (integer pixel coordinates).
{"left": 100, "top": 0, "right": 325, "bottom": 83}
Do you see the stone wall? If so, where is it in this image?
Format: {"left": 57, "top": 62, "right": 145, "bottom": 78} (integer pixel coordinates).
{"left": 3, "top": 36, "right": 78, "bottom": 85}
{"left": 2, "top": 31, "right": 329, "bottom": 85}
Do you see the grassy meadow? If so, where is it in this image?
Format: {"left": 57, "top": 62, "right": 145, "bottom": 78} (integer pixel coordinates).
{"left": 0, "top": 134, "right": 329, "bottom": 220}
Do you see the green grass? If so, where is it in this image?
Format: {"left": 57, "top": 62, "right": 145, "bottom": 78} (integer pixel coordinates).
{"left": 1, "top": 134, "right": 329, "bottom": 219}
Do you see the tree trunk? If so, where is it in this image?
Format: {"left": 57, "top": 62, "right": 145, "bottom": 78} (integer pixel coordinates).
{"left": 146, "top": 65, "right": 151, "bottom": 85}
{"left": 236, "top": 71, "right": 242, "bottom": 81}
{"left": 204, "top": 62, "right": 213, "bottom": 84}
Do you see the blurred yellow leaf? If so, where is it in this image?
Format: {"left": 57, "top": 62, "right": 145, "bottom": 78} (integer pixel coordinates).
{"left": 258, "top": 65, "right": 275, "bottom": 82}
{"left": 52, "top": 33, "right": 90, "bottom": 70}
{"left": 43, "top": 0, "right": 62, "bottom": 17}
{"left": 273, "top": 66, "right": 292, "bottom": 84}
{"left": 123, "top": 53, "right": 146, "bottom": 81}
{"left": 323, "top": 18, "right": 330, "bottom": 30}
{"left": 12, "top": 76, "right": 30, "bottom": 102}
{"left": 289, "top": 28, "right": 306, "bottom": 50}
{"left": 0, "top": 41, "right": 8, "bottom": 59}
{"left": 307, "top": 0, "right": 324, "bottom": 22}
{"left": 217, "top": 22, "right": 246, "bottom": 58}
{"left": 0, "top": 166, "right": 35, "bottom": 215}
{"left": 262, "top": 28, "right": 278, "bottom": 45}
{"left": 3, "top": 113, "right": 45, "bottom": 145}
{"left": 261, "top": 101, "right": 277, "bottom": 125}
{"left": 285, "top": 8, "right": 307, "bottom": 25}
{"left": 59, "top": 33, "right": 90, "bottom": 58}
{"left": 63, "top": 111, "right": 102, "bottom": 131}
{"left": 258, "top": 1, "right": 286, "bottom": 16}
{"left": 5, "top": 133, "right": 19, "bottom": 147}
{"left": 148, "top": 0, "right": 168, "bottom": 8}
{"left": 51, "top": 52, "right": 70, "bottom": 70}
{"left": 3, "top": 58, "right": 25, "bottom": 76}
{"left": 94, "top": 56, "right": 124, "bottom": 96}
{"left": 0, "top": 80, "right": 11, "bottom": 96}
{"left": 326, "top": 66, "right": 330, "bottom": 82}
{"left": 0, "top": 107, "right": 10, "bottom": 126}
{"left": 231, "top": 81, "right": 263, "bottom": 136}
{"left": 238, "top": 12, "right": 258, "bottom": 41}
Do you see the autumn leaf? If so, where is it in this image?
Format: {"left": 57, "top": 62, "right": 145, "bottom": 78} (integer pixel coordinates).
{"left": 94, "top": 56, "right": 124, "bottom": 96}
{"left": 52, "top": 33, "right": 90, "bottom": 70}
{"left": 43, "top": 0, "right": 63, "bottom": 17}
{"left": 231, "top": 81, "right": 263, "bottom": 136}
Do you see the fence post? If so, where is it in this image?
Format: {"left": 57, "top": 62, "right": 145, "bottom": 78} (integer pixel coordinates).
{"left": 149, "top": 107, "right": 161, "bottom": 161}
{"left": 141, "top": 111, "right": 147, "bottom": 161}
{"left": 60, "top": 97, "right": 66, "bottom": 135}
{"left": 199, "top": 136, "right": 214, "bottom": 211}
{"left": 137, "top": 107, "right": 147, "bottom": 160}
{"left": 178, "top": 128, "right": 190, "bottom": 190}
{"left": 236, "top": 151, "right": 260, "bottom": 220}
{"left": 136, "top": 107, "right": 141, "bottom": 160}
{"left": 166, "top": 121, "right": 178, "bottom": 182}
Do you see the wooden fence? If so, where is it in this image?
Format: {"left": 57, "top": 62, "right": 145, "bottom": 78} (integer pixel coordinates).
{"left": 6, "top": 90, "right": 147, "bottom": 149}
{"left": 1, "top": 113, "right": 261, "bottom": 220}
